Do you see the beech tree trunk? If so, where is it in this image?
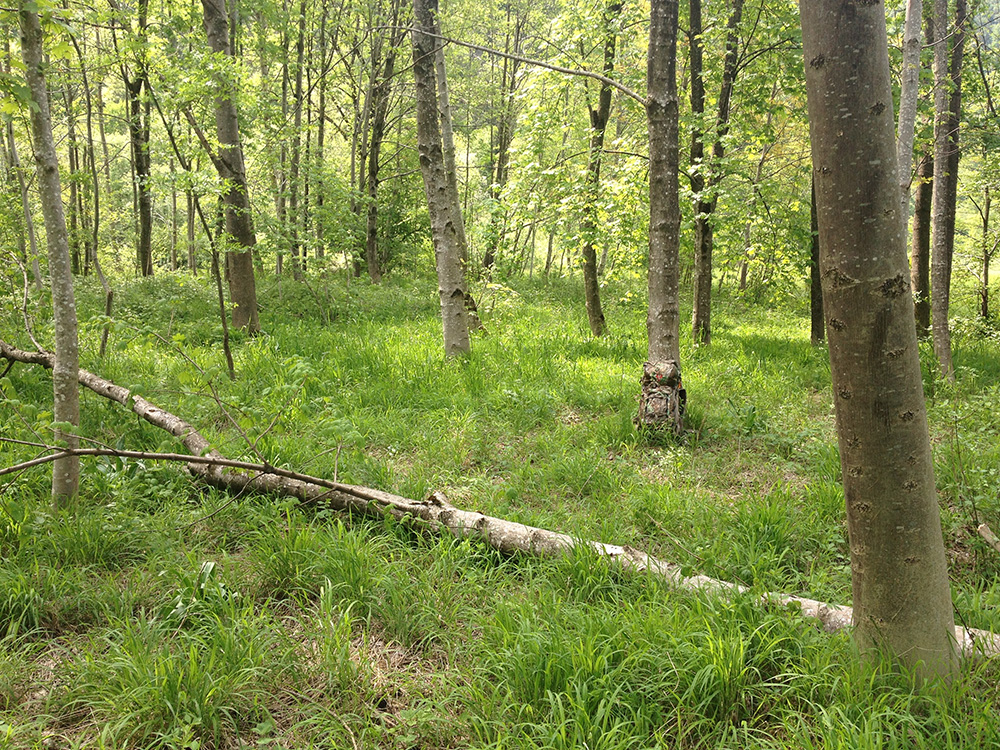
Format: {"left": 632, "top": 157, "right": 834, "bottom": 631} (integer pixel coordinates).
{"left": 201, "top": 0, "right": 260, "bottom": 333}
{"left": 930, "top": 0, "right": 966, "bottom": 380}
{"left": 802, "top": 0, "right": 957, "bottom": 680}
{"left": 412, "top": 0, "right": 470, "bottom": 356}
{"left": 19, "top": 5, "right": 81, "bottom": 507}
{"left": 911, "top": 151, "right": 933, "bottom": 337}
{"left": 896, "top": 0, "right": 923, "bottom": 226}
{"left": 642, "top": 0, "right": 683, "bottom": 434}
{"left": 646, "top": 0, "right": 681, "bottom": 366}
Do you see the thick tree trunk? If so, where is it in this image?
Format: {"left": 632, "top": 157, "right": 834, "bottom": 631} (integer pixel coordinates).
{"left": 911, "top": 151, "right": 933, "bottom": 336}
{"left": 646, "top": 0, "right": 681, "bottom": 366}
{"left": 201, "top": 0, "right": 260, "bottom": 333}
{"left": 809, "top": 178, "right": 824, "bottom": 345}
{"left": 802, "top": 0, "right": 957, "bottom": 680}
{"left": 643, "top": 0, "right": 683, "bottom": 433}
{"left": 19, "top": 6, "right": 80, "bottom": 507}
{"left": 930, "top": 0, "right": 966, "bottom": 380}
{"left": 412, "top": 0, "right": 470, "bottom": 356}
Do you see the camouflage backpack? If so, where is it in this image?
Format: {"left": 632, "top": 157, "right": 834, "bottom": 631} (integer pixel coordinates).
{"left": 635, "top": 360, "right": 686, "bottom": 435}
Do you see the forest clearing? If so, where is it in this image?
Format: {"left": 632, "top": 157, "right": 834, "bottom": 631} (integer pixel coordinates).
{"left": 1, "top": 273, "right": 999, "bottom": 748}
{"left": 3, "top": 0, "right": 1000, "bottom": 745}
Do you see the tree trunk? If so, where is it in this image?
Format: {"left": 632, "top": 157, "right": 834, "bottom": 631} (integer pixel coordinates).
{"left": 314, "top": 0, "right": 329, "bottom": 258}
{"left": 690, "top": 0, "right": 744, "bottom": 345}
{"left": 483, "top": 10, "right": 524, "bottom": 272}
{"left": 5, "top": 111, "right": 43, "bottom": 292}
{"left": 896, "top": 0, "right": 923, "bottom": 227}
{"left": 201, "top": 0, "right": 260, "bottom": 333}
{"left": 911, "top": 151, "right": 933, "bottom": 336}
{"left": 930, "top": 0, "right": 966, "bottom": 380}
{"left": 63, "top": 82, "right": 82, "bottom": 275}
{"left": 643, "top": 0, "right": 683, "bottom": 433}
{"left": 287, "top": 0, "right": 307, "bottom": 281}
{"left": 119, "top": 0, "right": 154, "bottom": 277}
{"left": 365, "top": 0, "right": 404, "bottom": 284}
{"left": 412, "top": 0, "right": 470, "bottom": 356}
{"left": 801, "top": 0, "right": 957, "bottom": 680}
{"left": 580, "top": 1, "right": 621, "bottom": 338}
{"left": 19, "top": 5, "right": 81, "bottom": 507}
{"left": 187, "top": 190, "right": 198, "bottom": 274}
{"left": 809, "top": 177, "right": 824, "bottom": 345}
{"left": 977, "top": 187, "right": 992, "bottom": 319}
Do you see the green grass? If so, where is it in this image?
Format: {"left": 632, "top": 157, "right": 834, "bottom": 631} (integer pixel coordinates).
{"left": 2, "top": 271, "right": 1000, "bottom": 747}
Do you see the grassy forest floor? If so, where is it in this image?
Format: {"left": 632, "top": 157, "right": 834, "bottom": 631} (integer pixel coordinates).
{"left": 2, "top": 271, "right": 1000, "bottom": 748}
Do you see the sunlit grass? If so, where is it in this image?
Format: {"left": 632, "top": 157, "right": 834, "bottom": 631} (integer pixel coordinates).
{"left": 2, "top": 271, "right": 1000, "bottom": 746}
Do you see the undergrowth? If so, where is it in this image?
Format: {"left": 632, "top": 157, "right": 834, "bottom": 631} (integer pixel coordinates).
{"left": 1, "top": 272, "right": 999, "bottom": 747}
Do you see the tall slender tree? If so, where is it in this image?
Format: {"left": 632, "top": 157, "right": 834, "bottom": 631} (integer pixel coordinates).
{"left": 802, "top": 0, "right": 957, "bottom": 679}
{"left": 911, "top": 150, "right": 933, "bottom": 336}
{"left": 412, "top": 0, "right": 470, "bottom": 355}
{"left": 689, "top": 0, "right": 744, "bottom": 345}
{"left": 19, "top": 1, "right": 81, "bottom": 506}
{"left": 578, "top": 0, "right": 623, "bottom": 338}
{"left": 930, "top": 0, "right": 966, "bottom": 380}
{"left": 111, "top": 0, "right": 154, "bottom": 276}
{"left": 201, "top": 0, "right": 260, "bottom": 332}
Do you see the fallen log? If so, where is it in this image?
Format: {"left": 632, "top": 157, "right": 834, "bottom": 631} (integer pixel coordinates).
{"left": 2, "top": 338, "right": 997, "bottom": 658}
{"left": 978, "top": 524, "right": 1000, "bottom": 556}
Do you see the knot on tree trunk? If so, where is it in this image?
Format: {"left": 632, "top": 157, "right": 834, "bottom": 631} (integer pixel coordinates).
{"left": 635, "top": 360, "right": 685, "bottom": 435}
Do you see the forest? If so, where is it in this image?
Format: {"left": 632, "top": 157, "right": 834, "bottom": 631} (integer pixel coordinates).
{"left": 2, "top": 0, "right": 1000, "bottom": 746}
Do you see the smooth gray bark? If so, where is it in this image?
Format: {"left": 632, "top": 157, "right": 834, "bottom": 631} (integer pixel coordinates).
{"left": 412, "top": 0, "right": 470, "bottom": 355}
{"left": 896, "top": 0, "right": 923, "bottom": 226}
{"left": 802, "top": 0, "right": 957, "bottom": 680}
{"left": 19, "top": 5, "right": 81, "bottom": 507}
{"left": 646, "top": 0, "right": 681, "bottom": 365}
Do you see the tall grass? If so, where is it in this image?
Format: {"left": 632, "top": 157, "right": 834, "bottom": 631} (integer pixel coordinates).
{"left": 1, "top": 272, "right": 999, "bottom": 747}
